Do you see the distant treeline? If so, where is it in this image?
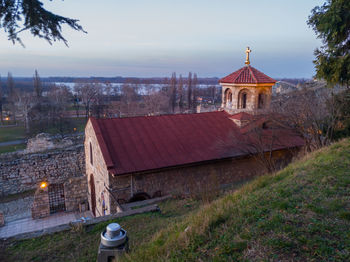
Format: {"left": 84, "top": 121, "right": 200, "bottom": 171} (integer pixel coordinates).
{"left": 7, "top": 76, "right": 220, "bottom": 84}
{"left": 275, "top": 78, "right": 310, "bottom": 85}
{"left": 0, "top": 76, "right": 220, "bottom": 93}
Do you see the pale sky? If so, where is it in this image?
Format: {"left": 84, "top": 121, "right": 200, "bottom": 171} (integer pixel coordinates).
{"left": 0, "top": 0, "right": 324, "bottom": 78}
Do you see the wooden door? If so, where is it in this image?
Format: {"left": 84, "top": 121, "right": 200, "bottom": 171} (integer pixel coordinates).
{"left": 89, "top": 174, "right": 96, "bottom": 217}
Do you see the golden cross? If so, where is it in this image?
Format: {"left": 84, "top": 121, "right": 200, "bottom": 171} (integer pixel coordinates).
{"left": 245, "top": 47, "right": 251, "bottom": 65}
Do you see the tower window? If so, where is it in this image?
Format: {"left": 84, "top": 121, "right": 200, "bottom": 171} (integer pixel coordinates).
{"left": 238, "top": 90, "right": 248, "bottom": 109}
{"left": 224, "top": 88, "right": 233, "bottom": 107}
{"left": 242, "top": 93, "right": 247, "bottom": 108}
{"left": 90, "top": 142, "right": 93, "bottom": 166}
{"left": 258, "top": 93, "right": 264, "bottom": 109}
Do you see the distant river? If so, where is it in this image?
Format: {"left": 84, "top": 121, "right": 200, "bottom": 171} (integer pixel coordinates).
{"left": 54, "top": 82, "right": 220, "bottom": 95}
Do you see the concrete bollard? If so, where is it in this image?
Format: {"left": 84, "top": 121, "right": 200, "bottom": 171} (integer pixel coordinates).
{"left": 97, "top": 223, "right": 128, "bottom": 262}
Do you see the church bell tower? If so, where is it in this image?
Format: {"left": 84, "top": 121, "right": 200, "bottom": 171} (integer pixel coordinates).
{"left": 219, "top": 47, "right": 276, "bottom": 114}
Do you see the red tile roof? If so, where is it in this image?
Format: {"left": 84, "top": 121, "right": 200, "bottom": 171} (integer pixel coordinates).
{"left": 229, "top": 112, "right": 255, "bottom": 121}
{"left": 220, "top": 65, "right": 276, "bottom": 84}
{"left": 89, "top": 111, "right": 303, "bottom": 176}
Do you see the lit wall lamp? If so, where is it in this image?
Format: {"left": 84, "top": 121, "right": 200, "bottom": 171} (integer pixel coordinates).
{"left": 40, "top": 181, "right": 48, "bottom": 189}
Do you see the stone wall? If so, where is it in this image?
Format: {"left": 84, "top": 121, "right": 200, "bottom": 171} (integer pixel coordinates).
{"left": 221, "top": 84, "right": 272, "bottom": 112}
{"left": 107, "top": 149, "right": 295, "bottom": 214}
{"left": 85, "top": 120, "right": 111, "bottom": 217}
{"left": 25, "top": 133, "right": 78, "bottom": 154}
{"left": 31, "top": 187, "right": 50, "bottom": 219}
{"left": 0, "top": 145, "right": 85, "bottom": 196}
{"left": 64, "top": 176, "right": 88, "bottom": 212}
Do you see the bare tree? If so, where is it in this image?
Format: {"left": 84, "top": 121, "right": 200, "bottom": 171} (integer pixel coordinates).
{"left": 178, "top": 74, "right": 184, "bottom": 113}
{"left": 0, "top": 75, "right": 3, "bottom": 124}
{"left": 272, "top": 85, "right": 344, "bottom": 151}
{"left": 74, "top": 82, "right": 99, "bottom": 119}
{"left": 169, "top": 72, "right": 177, "bottom": 113}
{"left": 187, "top": 72, "right": 192, "bottom": 110}
{"left": 192, "top": 73, "right": 198, "bottom": 112}
{"left": 7, "top": 72, "right": 16, "bottom": 122}
{"left": 120, "top": 82, "right": 139, "bottom": 117}
{"left": 227, "top": 117, "right": 299, "bottom": 173}
{"left": 144, "top": 86, "right": 168, "bottom": 115}
{"left": 16, "top": 90, "right": 34, "bottom": 133}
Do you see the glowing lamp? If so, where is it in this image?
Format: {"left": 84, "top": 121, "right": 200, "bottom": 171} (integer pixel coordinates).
{"left": 73, "top": 127, "right": 77, "bottom": 131}
{"left": 40, "top": 182, "right": 48, "bottom": 189}
{"left": 5, "top": 117, "right": 10, "bottom": 121}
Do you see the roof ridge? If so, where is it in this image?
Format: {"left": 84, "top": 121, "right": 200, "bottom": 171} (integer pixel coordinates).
{"left": 247, "top": 66, "right": 258, "bottom": 83}
{"left": 98, "top": 111, "right": 225, "bottom": 121}
{"left": 232, "top": 67, "right": 243, "bottom": 82}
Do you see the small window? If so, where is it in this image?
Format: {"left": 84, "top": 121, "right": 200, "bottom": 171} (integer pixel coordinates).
{"left": 242, "top": 93, "right": 247, "bottom": 108}
{"left": 258, "top": 93, "right": 264, "bottom": 109}
{"left": 90, "top": 142, "right": 93, "bottom": 166}
{"left": 262, "top": 122, "right": 268, "bottom": 129}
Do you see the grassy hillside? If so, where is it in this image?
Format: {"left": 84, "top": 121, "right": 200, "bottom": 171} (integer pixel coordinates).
{"left": 121, "top": 139, "right": 350, "bottom": 261}
{"left": 2, "top": 139, "right": 349, "bottom": 261}
{"left": 0, "top": 198, "right": 201, "bottom": 262}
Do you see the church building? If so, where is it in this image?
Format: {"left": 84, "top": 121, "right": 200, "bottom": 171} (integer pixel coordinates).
{"left": 220, "top": 47, "right": 276, "bottom": 113}
{"left": 84, "top": 48, "right": 303, "bottom": 217}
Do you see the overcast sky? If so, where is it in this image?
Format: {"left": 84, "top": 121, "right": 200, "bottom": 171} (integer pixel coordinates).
{"left": 0, "top": 0, "right": 324, "bottom": 78}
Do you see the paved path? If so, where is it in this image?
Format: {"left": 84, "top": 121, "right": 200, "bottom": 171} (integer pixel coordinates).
{"left": 0, "top": 139, "right": 26, "bottom": 147}
{"left": 0, "top": 196, "right": 33, "bottom": 223}
{"left": 0, "top": 210, "right": 92, "bottom": 239}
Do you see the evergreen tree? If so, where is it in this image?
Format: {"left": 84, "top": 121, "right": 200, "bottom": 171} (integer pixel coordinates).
{"left": 308, "top": 0, "right": 350, "bottom": 87}
{"left": 0, "top": 0, "right": 85, "bottom": 46}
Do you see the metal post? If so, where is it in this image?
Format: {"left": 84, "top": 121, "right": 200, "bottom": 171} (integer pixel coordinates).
{"left": 97, "top": 223, "right": 128, "bottom": 262}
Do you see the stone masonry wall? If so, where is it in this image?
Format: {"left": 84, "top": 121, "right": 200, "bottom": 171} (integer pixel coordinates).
{"left": 0, "top": 145, "right": 85, "bottom": 196}
{"left": 64, "top": 176, "right": 88, "bottom": 212}
{"left": 108, "top": 149, "right": 294, "bottom": 213}
{"left": 85, "top": 120, "right": 111, "bottom": 218}
{"left": 221, "top": 84, "right": 272, "bottom": 112}
{"left": 31, "top": 187, "right": 50, "bottom": 219}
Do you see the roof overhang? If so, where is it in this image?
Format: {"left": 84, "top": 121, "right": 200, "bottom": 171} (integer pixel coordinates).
{"left": 219, "top": 82, "right": 276, "bottom": 87}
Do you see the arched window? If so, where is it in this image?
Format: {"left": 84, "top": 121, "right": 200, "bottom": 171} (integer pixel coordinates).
{"left": 90, "top": 142, "right": 93, "bottom": 166}
{"left": 224, "top": 88, "right": 233, "bottom": 107}
{"left": 242, "top": 93, "right": 247, "bottom": 108}
{"left": 238, "top": 89, "right": 248, "bottom": 109}
{"left": 258, "top": 93, "right": 265, "bottom": 109}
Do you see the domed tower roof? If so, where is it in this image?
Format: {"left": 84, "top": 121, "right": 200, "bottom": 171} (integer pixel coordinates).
{"left": 219, "top": 65, "right": 276, "bottom": 84}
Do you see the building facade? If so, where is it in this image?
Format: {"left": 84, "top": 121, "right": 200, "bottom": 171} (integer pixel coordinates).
{"left": 84, "top": 48, "right": 303, "bottom": 217}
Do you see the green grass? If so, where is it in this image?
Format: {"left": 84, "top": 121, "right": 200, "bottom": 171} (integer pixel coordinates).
{"left": 0, "top": 198, "right": 201, "bottom": 262}
{"left": 119, "top": 138, "right": 350, "bottom": 261}
{"left": 0, "top": 126, "right": 26, "bottom": 143}
{"left": 0, "top": 143, "right": 26, "bottom": 154}
{"left": 2, "top": 139, "right": 350, "bottom": 262}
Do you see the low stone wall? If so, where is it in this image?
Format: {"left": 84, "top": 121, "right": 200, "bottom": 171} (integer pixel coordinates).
{"left": 31, "top": 176, "right": 88, "bottom": 219}
{"left": 0, "top": 145, "right": 85, "bottom": 196}
{"left": 64, "top": 176, "right": 88, "bottom": 212}
{"left": 31, "top": 187, "right": 50, "bottom": 219}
